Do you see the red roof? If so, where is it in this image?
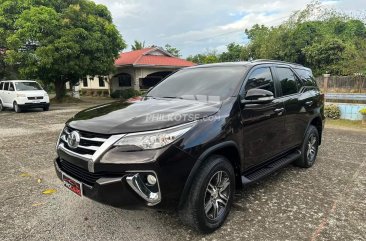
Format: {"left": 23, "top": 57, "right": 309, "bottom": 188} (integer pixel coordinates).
{"left": 115, "top": 47, "right": 195, "bottom": 67}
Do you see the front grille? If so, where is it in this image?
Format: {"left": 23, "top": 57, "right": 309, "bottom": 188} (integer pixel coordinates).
{"left": 57, "top": 159, "right": 122, "bottom": 186}
{"left": 27, "top": 96, "right": 43, "bottom": 100}
{"left": 60, "top": 127, "right": 111, "bottom": 156}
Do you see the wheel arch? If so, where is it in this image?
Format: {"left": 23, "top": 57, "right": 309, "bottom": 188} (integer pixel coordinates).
{"left": 307, "top": 116, "right": 323, "bottom": 145}
{"left": 178, "top": 141, "right": 242, "bottom": 209}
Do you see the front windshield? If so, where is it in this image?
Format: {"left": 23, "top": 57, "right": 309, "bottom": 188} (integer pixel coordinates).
{"left": 147, "top": 66, "right": 247, "bottom": 102}
{"left": 15, "top": 82, "right": 43, "bottom": 91}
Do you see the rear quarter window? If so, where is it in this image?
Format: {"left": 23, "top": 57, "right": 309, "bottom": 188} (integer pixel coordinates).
{"left": 294, "top": 68, "right": 317, "bottom": 87}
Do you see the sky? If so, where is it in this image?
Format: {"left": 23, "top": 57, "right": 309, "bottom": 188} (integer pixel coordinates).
{"left": 93, "top": 0, "right": 365, "bottom": 58}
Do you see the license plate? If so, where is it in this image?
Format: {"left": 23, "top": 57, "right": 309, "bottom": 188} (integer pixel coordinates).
{"left": 32, "top": 100, "right": 40, "bottom": 103}
{"left": 62, "top": 174, "right": 83, "bottom": 197}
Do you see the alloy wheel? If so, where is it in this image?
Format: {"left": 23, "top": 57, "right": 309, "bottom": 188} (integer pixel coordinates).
{"left": 307, "top": 134, "right": 317, "bottom": 162}
{"left": 204, "top": 171, "right": 231, "bottom": 220}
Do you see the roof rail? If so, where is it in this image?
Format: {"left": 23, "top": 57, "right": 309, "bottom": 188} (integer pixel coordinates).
{"left": 251, "top": 59, "right": 304, "bottom": 67}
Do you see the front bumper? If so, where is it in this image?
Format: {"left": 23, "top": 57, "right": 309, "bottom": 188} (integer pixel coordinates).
{"left": 19, "top": 102, "right": 49, "bottom": 109}
{"left": 54, "top": 158, "right": 151, "bottom": 208}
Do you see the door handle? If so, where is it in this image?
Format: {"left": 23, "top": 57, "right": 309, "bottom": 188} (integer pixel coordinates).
{"left": 305, "top": 101, "right": 313, "bottom": 106}
{"left": 274, "top": 108, "right": 285, "bottom": 114}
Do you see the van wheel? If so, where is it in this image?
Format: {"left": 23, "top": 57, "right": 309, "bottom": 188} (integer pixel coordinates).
{"left": 14, "top": 102, "right": 22, "bottom": 113}
{"left": 179, "top": 155, "right": 235, "bottom": 233}
{"left": 43, "top": 105, "right": 49, "bottom": 111}
{"left": 0, "top": 100, "right": 3, "bottom": 111}
{"left": 295, "top": 125, "right": 319, "bottom": 168}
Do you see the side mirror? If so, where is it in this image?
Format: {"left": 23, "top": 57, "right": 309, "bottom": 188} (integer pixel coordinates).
{"left": 241, "top": 88, "right": 274, "bottom": 104}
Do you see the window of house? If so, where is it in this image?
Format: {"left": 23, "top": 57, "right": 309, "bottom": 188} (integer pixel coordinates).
{"left": 245, "top": 67, "right": 275, "bottom": 95}
{"left": 82, "top": 78, "right": 88, "bottom": 87}
{"left": 118, "top": 74, "right": 132, "bottom": 87}
{"left": 276, "top": 67, "right": 299, "bottom": 96}
{"left": 99, "top": 76, "right": 105, "bottom": 87}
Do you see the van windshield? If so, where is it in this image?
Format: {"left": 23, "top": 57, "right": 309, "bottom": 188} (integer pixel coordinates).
{"left": 15, "top": 82, "right": 43, "bottom": 91}
{"left": 147, "top": 66, "right": 247, "bottom": 102}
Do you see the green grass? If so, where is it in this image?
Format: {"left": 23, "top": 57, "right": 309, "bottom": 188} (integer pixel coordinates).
{"left": 326, "top": 119, "right": 366, "bottom": 130}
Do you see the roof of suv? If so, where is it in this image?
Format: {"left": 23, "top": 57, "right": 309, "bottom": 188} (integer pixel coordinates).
{"left": 0, "top": 80, "right": 36, "bottom": 82}
{"left": 186, "top": 59, "right": 310, "bottom": 71}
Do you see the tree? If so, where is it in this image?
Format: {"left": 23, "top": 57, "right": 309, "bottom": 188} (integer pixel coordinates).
{"left": 219, "top": 43, "right": 245, "bottom": 62}
{"left": 243, "top": 2, "right": 366, "bottom": 75}
{"left": 164, "top": 44, "right": 181, "bottom": 57}
{"left": 131, "top": 40, "right": 145, "bottom": 50}
{"left": 2, "top": 0, "right": 125, "bottom": 99}
{"left": 187, "top": 50, "right": 219, "bottom": 64}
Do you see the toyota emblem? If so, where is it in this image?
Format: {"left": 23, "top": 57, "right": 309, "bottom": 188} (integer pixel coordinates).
{"left": 68, "top": 131, "right": 80, "bottom": 149}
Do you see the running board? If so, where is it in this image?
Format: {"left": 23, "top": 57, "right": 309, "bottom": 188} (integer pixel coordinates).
{"left": 241, "top": 150, "right": 301, "bottom": 185}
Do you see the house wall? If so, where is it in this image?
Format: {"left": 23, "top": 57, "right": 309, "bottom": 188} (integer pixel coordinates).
{"left": 79, "top": 75, "right": 110, "bottom": 91}
{"left": 111, "top": 66, "right": 180, "bottom": 91}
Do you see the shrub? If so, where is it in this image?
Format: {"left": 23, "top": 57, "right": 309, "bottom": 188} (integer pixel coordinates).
{"left": 324, "top": 104, "right": 341, "bottom": 119}
{"left": 97, "top": 90, "right": 103, "bottom": 96}
{"left": 110, "top": 88, "right": 141, "bottom": 99}
{"left": 359, "top": 108, "right": 366, "bottom": 115}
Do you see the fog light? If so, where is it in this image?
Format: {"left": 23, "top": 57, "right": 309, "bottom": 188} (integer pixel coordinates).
{"left": 147, "top": 174, "right": 157, "bottom": 185}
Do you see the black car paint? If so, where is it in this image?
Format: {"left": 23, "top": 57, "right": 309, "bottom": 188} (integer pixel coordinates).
{"left": 55, "top": 61, "right": 324, "bottom": 208}
{"left": 68, "top": 98, "right": 221, "bottom": 134}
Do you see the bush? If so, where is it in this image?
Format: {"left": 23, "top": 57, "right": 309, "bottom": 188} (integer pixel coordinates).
{"left": 325, "top": 104, "right": 341, "bottom": 119}
{"left": 360, "top": 108, "right": 366, "bottom": 115}
{"left": 97, "top": 90, "right": 103, "bottom": 96}
{"left": 110, "top": 88, "right": 141, "bottom": 99}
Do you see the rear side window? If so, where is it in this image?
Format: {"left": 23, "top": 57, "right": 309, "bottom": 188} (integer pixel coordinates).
{"left": 0, "top": 82, "right": 3, "bottom": 90}
{"left": 276, "top": 67, "right": 300, "bottom": 96}
{"left": 4, "top": 82, "right": 9, "bottom": 90}
{"left": 245, "top": 67, "right": 275, "bottom": 94}
{"left": 294, "top": 68, "right": 317, "bottom": 87}
{"left": 9, "top": 83, "right": 15, "bottom": 91}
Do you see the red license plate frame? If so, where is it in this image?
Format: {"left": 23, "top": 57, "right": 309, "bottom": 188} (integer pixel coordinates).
{"left": 62, "top": 173, "right": 83, "bottom": 197}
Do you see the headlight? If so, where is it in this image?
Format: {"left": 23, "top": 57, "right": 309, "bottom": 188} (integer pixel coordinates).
{"left": 114, "top": 122, "right": 196, "bottom": 151}
{"left": 17, "top": 93, "right": 26, "bottom": 97}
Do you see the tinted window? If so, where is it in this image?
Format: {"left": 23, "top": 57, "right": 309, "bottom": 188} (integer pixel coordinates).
{"left": 0, "top": 82, "right": 3, "bottom": 90}
{"left": 276, "top": 67, "right": 298, "bottom": 96}
{"left": 15, "top": 82, "right": 42, "bottom": 91}
{"left": 294, "top": 68, "right": 317, "bottom": 87}
{"left": 4, "top": 82, "right": 9, "bottom": 90}
{"left": 148, "top": 66, "right": 247, "bottom": 101}
{"left": 245, "top": 67, "right": 275, "bottom": 94}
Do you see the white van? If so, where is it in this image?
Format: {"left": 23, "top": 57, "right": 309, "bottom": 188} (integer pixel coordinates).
{"left": 0, "top": 80, "right": 50, "bottom": 113}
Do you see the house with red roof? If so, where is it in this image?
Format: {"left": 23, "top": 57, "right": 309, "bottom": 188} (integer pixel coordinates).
{"left": 80, "top": 47, "right": 195, "bottom": 94}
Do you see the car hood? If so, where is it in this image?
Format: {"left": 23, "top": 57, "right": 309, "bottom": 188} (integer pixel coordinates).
{"left": 67, "top": 98, "right": 221, "bottom": 134}
{"left": 19, "top": 90, "right": 46, "bottom": 97}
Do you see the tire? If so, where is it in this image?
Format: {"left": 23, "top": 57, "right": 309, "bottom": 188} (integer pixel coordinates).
{"left": 14, "top": 102, "right": 21, "bottom": 113}
{"left": 179, "top": 155, "right": 235, "bottom": 233}
{"left": 295, "top": 125, "right": 319, "bottom": 168}
{"left": 43, "top": 105, "right": 49, "bottom": 111}
{"left": 0, "top": 100, "right": 3, "bottom": 112}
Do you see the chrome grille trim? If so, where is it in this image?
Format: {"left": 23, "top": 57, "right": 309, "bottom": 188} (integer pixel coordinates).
{"left": 80, "top": 136, "right": 107, "bottom": 142}
{"left": 57, "top": 127, "right": 124, "bottom": 173}
{"left": 58, "top": 143, "right": 92, "bottom": 161}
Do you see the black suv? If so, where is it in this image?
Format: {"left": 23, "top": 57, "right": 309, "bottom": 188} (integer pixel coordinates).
{"left": 55, "top": 60, "right": 324, "bottom": 232}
